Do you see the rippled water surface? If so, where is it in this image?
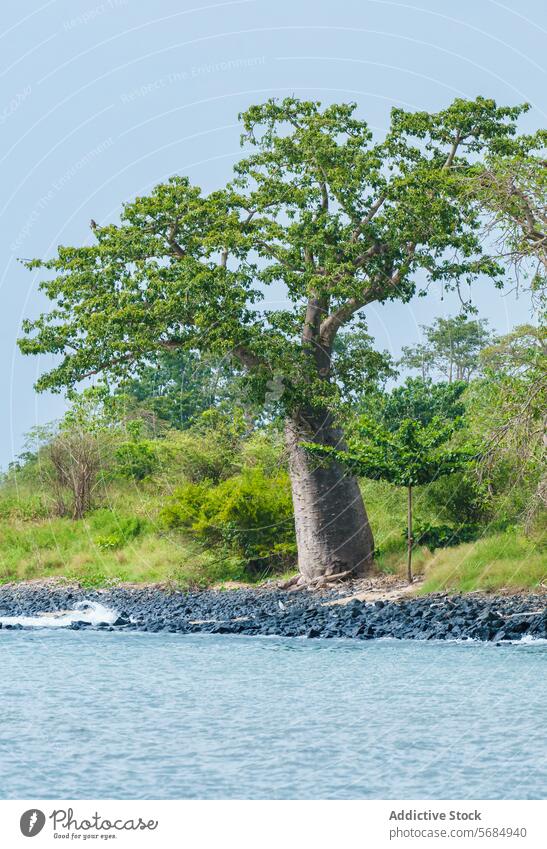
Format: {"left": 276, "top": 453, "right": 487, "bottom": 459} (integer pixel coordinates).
{"left": 1, "top": 631, "right": 545, "bottom": 799}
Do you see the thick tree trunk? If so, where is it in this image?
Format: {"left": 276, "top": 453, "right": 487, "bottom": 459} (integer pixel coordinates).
{"left": 285, "top": 412, "right": 375, "bottom": 582}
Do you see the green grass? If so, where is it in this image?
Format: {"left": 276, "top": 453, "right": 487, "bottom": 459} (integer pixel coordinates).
{"left": 0, "top": 516, "right": 242, "bottom": 589}
{"left": 419, "top": 530, "right": 546, "bottom": 593}
{"left": 360, "top": 479, "right": 546, "bottom": 592}
{"left": 0, "top": 477, "right": 544, "bottom": 594}
{"left": 360, "top": 478, "right": 409, "bottom": 556}
{"left": 0, "top": 482, "right": 246, "bottom": 589}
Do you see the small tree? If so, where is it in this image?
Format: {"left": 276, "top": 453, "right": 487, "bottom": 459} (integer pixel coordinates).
{"left": 43, "top": 390, "right": 115, "bottom": 519}
{"left": 305, "top": 416, "right": 472, "bottom": 582}
{"left": 397, "top": 343, "right": 435, "bottom": 381}
{"left": 47, "top": 430, "right": 103, "bottom": 518}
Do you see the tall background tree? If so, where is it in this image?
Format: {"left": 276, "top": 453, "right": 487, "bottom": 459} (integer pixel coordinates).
{"left": 399, "top": 315, "right": 492, "bottom": 383}
{"left": 465, "top": 139, "right": 547, "bottom": 298}
{"left": 19, "top": 96, "right": 533, "bottom": 583}
{"left": 371, "top": 377, "right": 466, "bottom": 431}
{"left": 115, "top": 349, "right": 247, "bottom": 431}
{"left": 474, "top": 324, "right": 546, "bottom": 531}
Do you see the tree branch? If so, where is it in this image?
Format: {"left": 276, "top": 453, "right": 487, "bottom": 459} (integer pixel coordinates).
{"left": 319, "top": 178, "right": 329, "bottom": 212}
{"left": 443, "top": 131, "right": 462, "bottom": 171}
{"left": 319, "top": 242, "right": 416, "bottom": 348}
{"left": 167, "top": 223, "right": 186, "bottom": 258}
{"left": 351, "top": 196, "right": 386, "bottom": 241}
{"left": 256, "top": 240, "right": 301, "bottom": 270}
{"left": 79, "top": 351, "right": 139, "bottom": 380}
{"left": 320, "top": 297, "right": 366, "bottom": 350}
{"left": 232, "top": 344, "right": 265, "bottom": 370}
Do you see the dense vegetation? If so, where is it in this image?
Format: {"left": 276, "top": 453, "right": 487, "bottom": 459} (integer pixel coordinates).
{"left": 5, "top": 96, "right": 546, "bottom": 591}
{"left": 1, "top": 317, "right": 545, "bottom": 592}
{"left": 18, "top": 96, "right": 546, "bottom": 584}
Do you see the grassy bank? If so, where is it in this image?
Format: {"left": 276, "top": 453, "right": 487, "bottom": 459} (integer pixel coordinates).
{"left": 360, "top": 479, "right": 545, "bottom": 593}
{"left": 418, "top": 531, "right": 546, "bottom": 594}
{"left": 0, "top": 481, "right": 242, "bottom": 588}
{"left": 1, "top": 477, "right": 544, "bottom": 593}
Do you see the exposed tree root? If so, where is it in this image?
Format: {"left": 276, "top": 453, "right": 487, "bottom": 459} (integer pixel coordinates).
{"left": 279, "top": 569, "right": 355, "bottom": 591}
{"left": 278, "top": 574, "right": 301, "bottom": 590}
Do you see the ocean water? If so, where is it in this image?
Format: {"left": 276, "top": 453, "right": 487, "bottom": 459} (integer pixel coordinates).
{"left": 1, "top": 623, "right": 546, "bottom": 799}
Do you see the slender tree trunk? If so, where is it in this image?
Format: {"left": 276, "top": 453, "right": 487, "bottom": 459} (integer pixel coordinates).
{"left": 407, "top": 484, "right": 413, "bottom": 584}
{"left": 285, "top": 410, "right": 375, "bottom": 582}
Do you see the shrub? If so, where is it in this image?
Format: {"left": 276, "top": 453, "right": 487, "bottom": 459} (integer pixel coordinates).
{"left": 162, "top": 468, "right": 296, "bottom": 573}
{"left": 159, "top": 429, "right": 240, "bottom": 483}
{"left": 239, "top": 429, "right": 286, "bottom": 476}
{"left": 115, "top": 439, "right": 159, "bottom": 480}
{"left": 411, "top": 520, "right": 480, "bottom": 551}
{"left": 156, "top": 408, "right": 252, "bottom": 484}
{"left": 420, "top": 471, "right": 488, "bottom": 525}
{"left": 161, "top": 481, "right": 211, "bottom": 527}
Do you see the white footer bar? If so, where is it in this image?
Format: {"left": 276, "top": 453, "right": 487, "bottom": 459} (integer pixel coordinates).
{"left": 1, "top": 800, "right": 545, "bottom": 849}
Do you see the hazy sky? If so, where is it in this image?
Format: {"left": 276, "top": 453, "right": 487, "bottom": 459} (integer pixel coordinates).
{"left": 1, "top": 0, "right": 545, "bottom": 468}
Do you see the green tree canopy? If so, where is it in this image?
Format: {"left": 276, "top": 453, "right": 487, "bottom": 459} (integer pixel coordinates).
{"left": 360, "top": 376, "right": 466, "bottom": 431}
{"left": 305, "top": 415, "right": 471, "bottom": 487}
{"left": 115, "top": 349, "right": 246, "bottom": 431}
{"left": 20, "top": 97, "right": 528, "bottom": 401}
{"left": 464, "top": 139, "right": 547, "bottom": 298}
{"left": 399, "top": 314, "right": 493, "bottom": 383}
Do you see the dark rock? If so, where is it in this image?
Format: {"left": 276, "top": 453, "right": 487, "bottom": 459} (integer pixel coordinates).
{"left": 0, "top": 584, "right": 545, "bottom": 643}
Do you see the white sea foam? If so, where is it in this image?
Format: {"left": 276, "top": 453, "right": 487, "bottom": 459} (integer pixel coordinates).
{"left": 507, "top": 634, "right": 547, "bottom": 645}
{"left": 0, "top": 600, "right": 119, "bottom": 629}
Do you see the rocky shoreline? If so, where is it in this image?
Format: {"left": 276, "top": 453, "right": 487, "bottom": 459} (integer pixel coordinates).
{"left": 0, "top": 582, "right": 546, "bottom": 642}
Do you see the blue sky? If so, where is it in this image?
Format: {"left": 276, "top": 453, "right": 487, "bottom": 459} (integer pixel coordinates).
{"left": 1, "top": 0, "right": 545, "bottom": 468}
